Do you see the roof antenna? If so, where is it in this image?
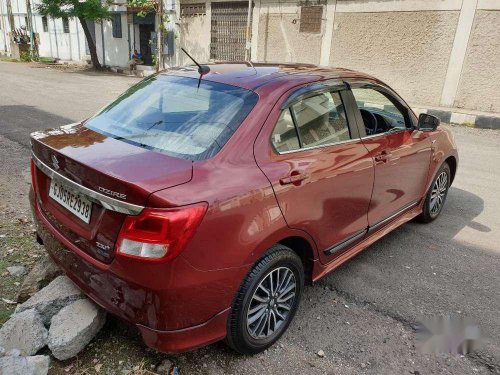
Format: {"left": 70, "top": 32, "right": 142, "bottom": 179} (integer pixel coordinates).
{"left": 247, "top": 59, "right": 257, "bottom": 74}
{"left": 181, "top": 48, "right": 210, "bottom": 88}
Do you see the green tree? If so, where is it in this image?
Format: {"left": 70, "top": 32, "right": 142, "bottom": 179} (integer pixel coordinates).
{"left": 37, "top": 0, "right": 111, "bottom": 69}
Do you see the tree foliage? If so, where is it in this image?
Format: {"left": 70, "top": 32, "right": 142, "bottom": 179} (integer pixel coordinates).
{"left": 37, "top": 0, "right": 111, "bottom": 21}
{"left": 127, "top": 0, "right": 157, "bottom": 17}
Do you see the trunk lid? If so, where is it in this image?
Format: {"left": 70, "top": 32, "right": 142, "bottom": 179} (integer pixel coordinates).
{"left": 31, "top": 123, "right": 193, "bottom": 263}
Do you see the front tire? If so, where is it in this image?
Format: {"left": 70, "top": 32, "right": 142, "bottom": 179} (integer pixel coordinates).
{"left": 417, "top": 162, "right": 451, "bottom": 223}
{"left": 226, "top": 245, "right": 304, "bottom": 354}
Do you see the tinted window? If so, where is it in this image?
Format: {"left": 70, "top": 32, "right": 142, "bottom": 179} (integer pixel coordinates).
{"left": 42, "top": 16, "right": 48, "bottom": 32}
{"left": 271, "top": 109, "right": 300, "bottom": 153}
{"left": 85, "top": 75, "right": 258, "bottom": 160}
{"left": 291, "top": 92, "right": 350, "bottom": 147}
{"left": 112, "top": 13, "right": 122, "bottom": 38}
{"left": 351, "top": 88, "right": 407, "bottom": 135}
{"left": 62, "top": 17, "right": 69, "bottom": 33}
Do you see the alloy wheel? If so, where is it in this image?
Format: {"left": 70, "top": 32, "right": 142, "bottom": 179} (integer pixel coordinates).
{"left": 430, "top": 171, "right": 448, "bottom": 215}
{"left": 246, "top": 267, "right": 297, "bottom": 339}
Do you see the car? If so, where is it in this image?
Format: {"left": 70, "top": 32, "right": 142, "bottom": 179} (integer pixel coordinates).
{"left": 29, "top": 63, "right": 458, "bottom": 355}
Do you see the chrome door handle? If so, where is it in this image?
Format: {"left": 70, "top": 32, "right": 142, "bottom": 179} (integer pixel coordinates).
{"left": 280, "top": 172, "right": 308, "bottom": 185}
{"left": 374, "top": 151, "right": 392, "bottom": 162}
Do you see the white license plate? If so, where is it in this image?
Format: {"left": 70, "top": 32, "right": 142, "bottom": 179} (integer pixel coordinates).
{"left": 49, "top": 179, "right": 92, "bottom": 224}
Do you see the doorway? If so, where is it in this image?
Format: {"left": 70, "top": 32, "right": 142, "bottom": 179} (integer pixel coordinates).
{"left": 139, "top": 24, "right": 155, "bottom": 65}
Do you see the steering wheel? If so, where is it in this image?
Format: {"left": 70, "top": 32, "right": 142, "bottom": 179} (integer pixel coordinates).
{"left": 360, "top": 109, "right": 378, "bottom": 135}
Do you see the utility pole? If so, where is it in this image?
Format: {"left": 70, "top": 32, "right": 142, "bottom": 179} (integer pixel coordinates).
{"left": 6, "top": 0, "right": 14, "bottom": 33}
{"left": 0, "top": 0, "right": 8, "bottom": 52}
{"left": 244, "top": 0, "right": 252, "bottom": 61}
{"left": 25, "top": 0, "right": 34, "bottom": 57}
{"left": 156, "top": 0, "right": 163, "bottom": 72}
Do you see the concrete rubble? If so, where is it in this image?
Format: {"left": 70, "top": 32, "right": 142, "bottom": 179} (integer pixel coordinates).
{"left": 15, "top": 275, "right": 83, "bottom": 325}
{"left": 16, "top": 255, "right": 62, "bottom": 303}
{"left": 0, "top": 309, "right": 47, "bottom": 355}
{"left": 0, "top": 269, "right": 107, "bottom": 373}
{"left": 48, "top": 299, "right": 106, "bottom": 360}
{"left": 0, "top": 352, "right": 50, "bottom": 375}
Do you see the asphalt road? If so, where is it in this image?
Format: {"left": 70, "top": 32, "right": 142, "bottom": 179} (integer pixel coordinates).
{"left": 1, "top": 61, "right": 499, "bottom": 374}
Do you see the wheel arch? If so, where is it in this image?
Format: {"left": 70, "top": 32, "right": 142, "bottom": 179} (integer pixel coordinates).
{"left": 445, "top": 155, "right": 457, "bottom": 185}
{"left": 242, "top": 228, "right": 318, "bottom": 286}
{"left": 277, "top": 236, "right": 316, "bottom": 285}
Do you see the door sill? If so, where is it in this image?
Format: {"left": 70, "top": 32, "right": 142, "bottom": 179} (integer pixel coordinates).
{"left": 314, "top": 204, "right": 422, "bottom": 281}
{"left": 323, "top": 199, "right": 420, "bottom": 258}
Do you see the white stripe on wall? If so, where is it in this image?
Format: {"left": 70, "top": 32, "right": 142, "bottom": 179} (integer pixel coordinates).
{"left": 336, "top": 0, "right": 463, "bottom": 13}
{"left": 440, "top": 0, "right": 478, "bottom": 107}
{"left": 319, "top": 0, "right": 337, "bottom": 66}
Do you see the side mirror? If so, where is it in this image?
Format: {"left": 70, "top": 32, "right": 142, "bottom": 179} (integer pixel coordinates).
{"left": 417, "top": 113, "right": 440, "bottom": 131}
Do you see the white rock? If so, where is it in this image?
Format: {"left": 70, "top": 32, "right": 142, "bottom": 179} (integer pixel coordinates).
{"left": 157, "top": 358, "right": 173, "bottom": 373}
{"left": 6, "top": 265, "right": 27, "bottom": 277}
{"left": 48, "top": 299, "right": 106, "bottom": 360}
{"left": 0, "top": 309, "right": 48, "bottom": 356}
{"left": 17, "top": 255, "right": 62, "bottom": 303}
{"left": 0, "top": 355, "right": 50, "bottom": 375}
{"left": 6, "top": 348, "right": 21, "bottom": 357}
{"left": 16, "top": 276, "right": 83, "bottom": 325}
{"left": 317, "top": 349, "right": 325, "bottom": 358}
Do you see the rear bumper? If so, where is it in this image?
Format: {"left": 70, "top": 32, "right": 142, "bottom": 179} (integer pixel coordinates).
{"left": 138, "top": 308, "right": 230, "bottom": 353}
{"left": 30, "top": 189, "right": 243, "bottom": 352}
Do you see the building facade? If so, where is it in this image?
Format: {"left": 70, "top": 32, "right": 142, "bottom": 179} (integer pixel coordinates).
{"left": 0, "top": 0, "right": 175, "bottom": 68}
{"left": 1, "top": 0, "right": 499, "bottom": 114}
{"left": 178, "top": 0, "right": 500, "bottom": 114}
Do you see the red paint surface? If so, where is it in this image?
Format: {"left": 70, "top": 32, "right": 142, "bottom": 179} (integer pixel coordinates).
{"left": 30, "top": 64, "right": 458, "bottom": 352}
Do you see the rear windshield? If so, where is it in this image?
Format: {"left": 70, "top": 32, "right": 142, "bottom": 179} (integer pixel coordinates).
{"left": 85, "top": 75, "right": 258, "bottom": 160}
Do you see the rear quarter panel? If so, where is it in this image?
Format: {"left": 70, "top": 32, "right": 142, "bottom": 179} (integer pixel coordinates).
{"left": 147, "top": 76, "right": 322, "bottom": 272}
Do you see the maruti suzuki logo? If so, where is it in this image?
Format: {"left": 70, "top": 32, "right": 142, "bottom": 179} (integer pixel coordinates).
{"left": 51, "top": 155, "right": 60, "bottom": 170}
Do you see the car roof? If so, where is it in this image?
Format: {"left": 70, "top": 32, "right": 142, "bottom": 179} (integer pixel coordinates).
{"left": 161, "top": 62, "right": 380, "bottom": 91}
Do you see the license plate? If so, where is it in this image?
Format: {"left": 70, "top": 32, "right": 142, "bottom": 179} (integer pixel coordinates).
{"left": 49, "top": 179, "right": 92, "bottom": 224}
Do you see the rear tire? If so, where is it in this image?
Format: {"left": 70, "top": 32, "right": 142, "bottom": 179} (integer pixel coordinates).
{"left": 226, "top": 244, "right": 304, "bottom": 355}
{"left": 416, "top": 162, "right": 451, "bottom": 223}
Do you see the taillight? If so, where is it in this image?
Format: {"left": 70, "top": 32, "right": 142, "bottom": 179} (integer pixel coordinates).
{"left": 115, "top": 203, "right": 208, "bottom": 262}
{"left": 30, "top": 159, "right": 37, "bottom": 194}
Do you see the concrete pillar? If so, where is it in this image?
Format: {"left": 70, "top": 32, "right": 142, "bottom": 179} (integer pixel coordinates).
{"left": 440, "top": 0, "right": 478, "bottom": 107}
{"left": 250, "top": 0, "right": 260, "bottom": 61}
{"left": 319, "top": 0, "right": 336, "bottom": 66}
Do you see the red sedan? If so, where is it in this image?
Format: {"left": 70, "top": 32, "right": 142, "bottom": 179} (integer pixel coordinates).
{"left": 29, "top": 63, "right": 458, "bottom": 354}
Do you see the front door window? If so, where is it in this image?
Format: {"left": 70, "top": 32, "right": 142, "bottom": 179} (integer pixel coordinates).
{"left": 351, "top": 88, "right": 408, "bottom": 135}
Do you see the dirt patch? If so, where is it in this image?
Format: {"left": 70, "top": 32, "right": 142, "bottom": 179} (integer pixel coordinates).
{"left": 0, "top": 213, "right": 44, "bottom": 324}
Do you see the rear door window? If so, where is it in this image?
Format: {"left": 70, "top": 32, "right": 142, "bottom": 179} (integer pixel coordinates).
{"left": 271, "top": 109, "right": 300, "bottom": 153}
{"left": 270, "top": 90, "right": 352, "bottom": 153}
{"left": 291, "top": 91, "right": 351, "bottom": 148}
{"left": 85, "top": 75, "right": 258, "bottom": 160}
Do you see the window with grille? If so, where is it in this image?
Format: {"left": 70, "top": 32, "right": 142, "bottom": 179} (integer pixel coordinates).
{"left": 42, "top": 16, "right": 48, "bottom": 32}
{"left": 299, "top": 6, "right": 322, "bottom": 33}
{"left": 180, "top": 3, "right": 206, "bottom": 17}
{"left": 112, "top": 13, "right": 122, "bottom": 38}
{"left": 62, "top": 17, "right": 70, "bottom": 33}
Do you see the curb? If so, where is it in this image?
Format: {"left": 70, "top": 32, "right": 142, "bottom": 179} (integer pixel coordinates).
{"left": 412, "top": 107, "right": 500, "bottom": 130}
